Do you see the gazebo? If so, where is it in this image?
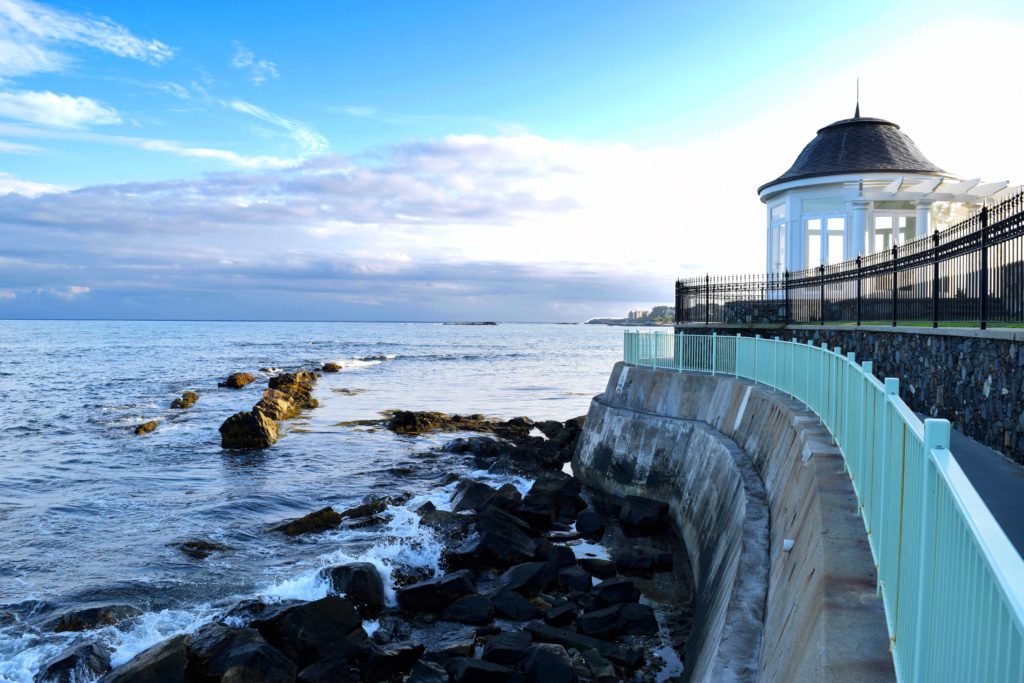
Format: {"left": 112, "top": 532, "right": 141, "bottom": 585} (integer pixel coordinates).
{"left": 758, "top": 109, "right": 1009, "bottom": 274}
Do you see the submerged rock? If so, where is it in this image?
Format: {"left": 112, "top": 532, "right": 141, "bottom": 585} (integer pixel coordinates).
{"left": 321, "top": 362, "right": 342, "bottom": 373}
{"left": 219, "top": 372, "right": 256, "bottom": 389}
{"left": 47, "top": 604, "right": 143, "bottom": 633}
{"left": 273, "top": 506, "right": 342, "bottom": 536}
{"left": 35, "top": 642, "right": 111, "bottom": 683}
{"left": 99, "top": 633, "right": 189, "bottom": 682}
{"left": 173, "top": 539, "right": 230, "bottom": 560}
{"left": 170, "top": 390, "right": 199, "bottom": 409}
{"left": 219, "top": 410, "right": 278, "bottom": 449}
{"left": 133, "top": 420, "right": 158, "bottom": 436}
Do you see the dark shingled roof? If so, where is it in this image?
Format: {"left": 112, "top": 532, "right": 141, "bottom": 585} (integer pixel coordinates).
{"left": 758, "top": 116, "right": 945, "bottom": 194}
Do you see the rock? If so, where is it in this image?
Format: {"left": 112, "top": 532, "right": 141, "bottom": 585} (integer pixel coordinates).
{"left": 582, "top": 648, "right": 617, "bottom": 683}
{"left": 340, "top": 494, "right": 407, "bottom": 520}
{"left": 450, "top": 480, "right": 500, "bottom": 513}
{"left": 539, "top": 544, "right": 576, "bottom": 568}
{"left": 219, "top": 410, "right": 278, "bottom": 449}
{"left": 575, "top": 510, "right": 605, "bottom": 541}
{"left": 368, "top": 616, "right": 412, "bottom": 645}
{"left": 322, "top": 362, "right": 342, "bottom": 373}
{"left": 534, "top": 420, "right": 564, "bottom": 440}
{"left": 495, "top": 562, "right": 558, "bottom": 597}
{"left": 296, "top": 656, "right": 362, "bottom": 682}
{"left": 442, "top": 436, "right": 506, "bottom": 459}
{"left": 134, "top": 420, "right": 158, "bottom": 435}
{"left": 576, "top": 605, "right": 623, "bottom": 639}
{"left": 445, "top": 509, "right": 537, "bottom": 570}
{"left": 173, "top": 539, "right": 230, "bottom": 560}
{"left": 364, "top": 641, "right": 424, "bottom": 682}
{"left": 396, "top": 570, "right": 476, "bottom": 613}
{"left": 268, "top": 371, "right": 319, "bottom": 410}
{"left": 417, "top": 505, "right": 473, "bottom": 539}
{"left": 618, "top": 602, "right": 658, "bottom": 636}
{"left": 253, "top": 388, "right": 301, "bottom": 421}
{"left": 524, "top": 622, "right": 642, "bottom": 669}
{"left": 413, "top": 621, "right": 476, "bottom": 662}
{"left": 99, "top": 634, "right": 188, "bottom": 682}
{"left": 544, "top": 604, "right": 577, "bottom": 627}
{"left": 47, "top": 604, "right": 143, "bottom": 632}
{"left": 445, "top": 657, "right": 516, "bottom": 683}
{"left": 487, "top": 452, "right": 541, "bottom": 477}
{"left": 35, "top": 642, "right": 111, "bottom": 683}
{"left": 219, "top": 372, "right": 256, "bottom": 389}
{"left": 441, "top": 594, "right": 493, "bottom": 625}
{"left": 498, "top": 416, "right": 535, "bottom": 440}
{"left": 186, "top": 621, "right": 296, "bottom": 683}
{"left": 387, "top": 411, "right": 453, "bottom": 435}
{"left": 577, "top": 558, "right": 616, "bottom": 579}
{"left": 614, "top": 546, "right": 673, "bottom": 577}
{"left": 251, "top": 595, "right": 366, "bottom": 668}
{"left": 481, "top": 629, "right": 532, "bottom": 666}
{"left": 490, "top": 590, "right": 539, "bottom": 621}
{"left": 273, "top": 506, "right": 342, "bottom": 535}
{"left": 618, "top": 495, "right": 669, "bottom": 534}
{"left": 321, "top": 562, "right": 385, "bottom": 618}
{"left": 406, "top": 660, "right": 448, "bottom": 683}
{"left": 170, "top": 391, "right": 199, "bottom": 409}
{"left": 523, "top": 643, "right": 577, "bottom": 683}
{"left": 517, "top": 472, "right": 586, "bottom": 529}
{"left": 557, "top": 566, "right": 592, "bottom": 593}
{"left": 590, "top": 578, "right": 641, "bottom": 607}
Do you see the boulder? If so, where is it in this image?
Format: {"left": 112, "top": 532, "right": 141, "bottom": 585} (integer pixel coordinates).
{"left": 590, "top": 578, "right": 641, "bottom": 608}
{"left": 575, "top": 510, "right": 605, "bottom": 541}
{"left": 445, "top": 657, "right": 516, "bottom": 683}
{"left": 272, "top": 506, "right": 341, "bottom": 535}
{"left": 185, "top": 621, "right": 296, "bottom": 683}
{"left": 577, "top": 558, "right": 616, "bottom": 579}
{"left": 251, "top": 595, "right": 366, "bottom": 668}
{"left": 450, "top": 480, "right": 500, "bottom": 513}
{"left": 321, "top": 362, "right": 342, "bottom": 373}
{"left": 134, "top": 420, "right": 158, "bottom": 436}
{"left": 368, "top": 616, "right": 412, "bottom": 645}
{"left": 35, "top": 642, "right": 111, "bottom": 683}
{"left": 517, "top": 472, "right": 586, "bottom": 529}
{"left": 47, "top": 604, "right": 143, "bottom": 632}
{"left": 544, "top": 604, "right": 577, "bottom": 627}
{"left": 481, "top": 629, "right": 532, "bottom": 666}
{"left": 396, "top": 570, "right": 476, "bottom": 613}
{"left": 219, "top": 410, "right": 278, "bottom": 449}
{"left": 296, "top": 656, "right": 361, "bottom": 683}
{"left": 496, "top": 416, "right": 534, "bottom": 440}
{"left": 173, "top": 539, "right": 229, "bottom": 560}
{"left": 170, "top": 391, "right": 199, "bottom": 409}
{"left": 557, "top": 566, "right": 592, "bottom": 593}
{"left": 364, "top": 641, "right": 425, "bottom": 682}
{"left": 494, "top": 562, "right": 558, "bottom": 597}
{"left": 441, "top": 436, "right": 506, "bottom": 459}
{"left": 618, "top": 495, "right": 669, "bottom": 534}
{"left": 582, "top": 648, "right": 617, "bottom": 683}
{"left": 444, "top": 510, "right": 537, "bottom": 570}
{"left": 613, "top": 546, "right": 673, "bottom": 577}
{"left": 539, "top": 544, "right": 576, "bottom": 568}
{"left": 339, "top": 493, "right": 408, "bottom": 520}
{"left": 417, "top": 504, "right": 473, "bottom": 539}
{"left": 268, "top": 371, "right": 319, "bottom": 410}
{"left": 490, "top": 590, "right": 539, "bottom": 621}
{"left": 219, "top": 372, "right": 256, "bottom": 389}
{"left": 253, "top": 388, "right": 300, "bottom": 421}
{"left": 99, "top": 634, "right": 188, "bottom": 682}
{"left": 524, "top": 622, "right": 642, "bottom": 669}
{"left": 576, "top": 605, "right": 623, "bottom": 639}
{"left": 441, "top": 594, "right": 493, "bottom": 625}
{"left": 406, "top": 660, "right": 448, "bottom": 683}
{"left": 523, "top": 643, "right": 577, "bottom": 683}
{"left": 320, "top": 562, "right": 385, "bottom": 617}
{"left": 618, "top": 602, "right": 658, "bottom": 636}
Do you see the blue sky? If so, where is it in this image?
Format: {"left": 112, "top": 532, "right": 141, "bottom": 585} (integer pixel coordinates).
{"left": 1, "top": 0, "right": 1023, "bottom": 320}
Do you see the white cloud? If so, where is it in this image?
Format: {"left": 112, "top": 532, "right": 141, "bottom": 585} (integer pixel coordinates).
{"left": 228, "top": 99, "right": 327, "bottom": 156}
{"left": 50, "top": 285, "right": 90, "bottom": 300}
{"left": 156, "top": 82, "right": 190, "bottom": 100}
{"left": 0, "top": 171, "right": 67, "bottom": 196}
{"left": 230, "top": 40, "right": 279, "bottom": 86}
{"left": 0, "top": 138, "right": 40, "bottom": 153}
{"left": 0, "top": 90, "right": 120, "bottom": 127}
{"left": 333, "top": 106, "right": 376, "bottom": 118}
{"left": 0, "top": 289, "right": 15, "bottom": 299}
{"left": 0, "top": 0, "right": 172, "bottom": 80}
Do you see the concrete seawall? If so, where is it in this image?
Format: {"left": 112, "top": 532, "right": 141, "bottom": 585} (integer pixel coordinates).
{"left": 573, "top": 362, "right": 895, "bottom": 682}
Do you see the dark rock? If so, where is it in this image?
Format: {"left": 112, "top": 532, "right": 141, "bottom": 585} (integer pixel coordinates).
{"left": 441, "top": 594, "right": 493, "bottom": 625}
{"left": 186, "top": 621, "right": 296, "bottom": 683}
{"left": 557, "top": 566, "right": 592, "bottom": 593}
{"left": 322, "top": 362, "right": 342, "bottom": 372}
{"left": 516, "top": 472, "right": 586, "bottom": 529}
{"left": 481, "top": 629, "right": 532, "bottom": 666}
{"left": 297, "top": 656, "right": 361, "bottom": 683}
{"left": 451, "top": 480, "right": 500, "bottom": 513}
{"left": 618, "top": 602, "right": 658, "bottom": 636}
{"left": 397, "top": 570, "right": 476, "bottom": 612}
{"left": 614, "top": 546, "right": 673, "bottom": 577}
{"left": 368, "top": 615, "right": 412, "bottom": 645}
{"left": 170, "top": 391, "right": 199, "bottom": 409}
{"left": 445, "top": 657, "right": 516, "bottom": 683}
{"left": 590, "top": 578, "right": 641, "bottom": 607}
{"left": 134, "top": 420, "right": 158, "bottom": 435}
{"left": 524, "top": 622, "right": 642, "bottom": 669}
{"left": 219, "top": 372, "right": 256, "bottom": 389}
{"left": 582, "top": 648, "right": 617, "bottom": 683}
{"left": 544, "top": 604, "right": 577, "bottom": 627}
{"left": 576, "top": 605, "right": 623, "bottom": 639}
{"left": 490, "top": 590, "right": 539, "bottom": 621}
{"left": 219, "top": 410, "right": 278, "bottom": 449}
{"left": 487, "top": 453, "right": 541, "bottom": 477}
{"left": 534, "top": 420, "right": 564, "bottom": 440}
{"left": 577, "top": 559, "right": 616, "bottom": 579}
{"left": 47, "top": 605, "right": 143, "bottom": 633}
{"left": 414, "top": 621, "right": 477, "bottom": 662}
{"left": 495, "top": 562, "right": 558, "bottom": 597}
{"left": 35, "top": 642, "right": 111, "bottom": 683}
{"left": 251, "top": 595, "right": 366, "bottom": 668}
{"left": 442, "top": 436, "right": 506, "bottom": 458}
{"left": 523, "top": 643, "right": 577, "bottom": 683}
{"left": 272, "top": 506, "right": 341, "bottom": 535}
{"left": 575, "top": 510, "right": 605, "bottom": 541}
{"left": 618, "top": 495, "right": 669, "bottom": 534}
{"left": 173, "top": 539, "right": 229, "bottom": 560}
{"left": 538, "top": 544, "right": 576, "bottom": 568}
{"left": 445, "top": 510, "right": 537, "bottom": 570}
{"left": 406, "top": 659, "right": 448, "bottom": 683}
{"left": 320, "top": 562, "right": 385, "bottom": 617}
{"left": 417, "top": 506, "right": 473, "bottom": 539}
{"left": 99, "top": 634, "right": 188, "bottom": 682}
{"left": 365, "top": 641, "right": 424, "bottom": 682}
{"left": 498, "top": 416, "right": 535, "bottom": 440}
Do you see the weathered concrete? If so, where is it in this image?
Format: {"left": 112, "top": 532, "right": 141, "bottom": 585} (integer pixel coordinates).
{"left": 573, "top": 363, "right": 894, "bottom": 683}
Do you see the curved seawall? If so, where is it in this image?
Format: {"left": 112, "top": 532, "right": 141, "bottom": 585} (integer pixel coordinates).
{"left": 573, "top": 362, "right": 894, "bottom": 682}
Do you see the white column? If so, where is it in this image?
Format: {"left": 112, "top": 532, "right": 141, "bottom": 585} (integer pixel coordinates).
{"left": 916, "top": 200, "right": 932, "bottom": 238}
{"left": 851, "top": 200, "right": 870, "bottom": 257}
{"left": 786, "top": 193, "right": 802, "bottom": 271}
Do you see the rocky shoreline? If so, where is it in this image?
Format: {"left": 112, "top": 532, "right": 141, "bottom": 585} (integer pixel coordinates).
{"left": 35, "top": 407, "right": 693, "bottom": 683}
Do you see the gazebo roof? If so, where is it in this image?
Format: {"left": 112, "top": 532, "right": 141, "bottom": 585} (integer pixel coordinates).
{"left": 758, "top": 115, "right": 946, "bottom": 194}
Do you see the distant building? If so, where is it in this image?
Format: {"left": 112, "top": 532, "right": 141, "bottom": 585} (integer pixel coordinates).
{"left": 628, "top": 309, "right": 650, "bottom": 320}
{"left": 759, "top": 107, "right": 1012, "bottom": 275}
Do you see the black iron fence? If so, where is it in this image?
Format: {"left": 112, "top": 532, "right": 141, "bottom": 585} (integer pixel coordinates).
{"left": 675, "top": 190, "right": 1024, "bottom": 328}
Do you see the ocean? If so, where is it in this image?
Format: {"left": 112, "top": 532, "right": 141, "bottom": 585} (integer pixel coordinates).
{"left": 0, "top": 320, "right": 625, "bottom": 681}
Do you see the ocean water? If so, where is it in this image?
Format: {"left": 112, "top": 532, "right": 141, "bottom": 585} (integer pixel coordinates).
{"left": 0, "top": 320, "right": 624, "bottom": 680}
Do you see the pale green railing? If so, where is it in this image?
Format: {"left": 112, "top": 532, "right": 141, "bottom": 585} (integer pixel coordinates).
{"left": 623, "top": 330, "right": 1024, "bottom": 682}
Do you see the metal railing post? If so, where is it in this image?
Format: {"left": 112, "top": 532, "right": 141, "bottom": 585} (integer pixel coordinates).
{"left": 856, "top": 256, "right": 862, "bottom": 326}
{"left": 892, "top": 243, "right": 899, "bottom": 327}
{"left": 705, "top": 273, "right": 710, "bottom": 326}
{"left": 931, "top": 232, "right": 940, "bottom": 329}
{"left": 784, "top": 271, "right": 791, "bottom": 325}
{"left": 980, "top": 206, "right": 989, "bottom": 330}
{"left": 819, "top": 264, "right": 825, "bottom": 325}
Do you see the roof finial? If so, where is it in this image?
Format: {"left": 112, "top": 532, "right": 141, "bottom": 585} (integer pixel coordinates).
{"left": 854, "top": 78, "right": 860, "bottom": 118}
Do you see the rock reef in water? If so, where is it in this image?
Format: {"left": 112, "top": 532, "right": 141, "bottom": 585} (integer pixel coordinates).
{"left": 170, "top": 390, "right": 198, "bottom": 409}
{"left": 133, "top": 420, "right": 158, "bottom": 436}
{"left": 218, "top": 372, "right": 256, "bottom": 389}
{"left": 220, "top": 369, "right": 320, "bottom": 449}
{"left": 219, "top": 409, "right": 278, "bottom": 449}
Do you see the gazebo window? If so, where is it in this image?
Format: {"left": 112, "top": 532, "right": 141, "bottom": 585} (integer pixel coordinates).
{"left": 873, "top": 213, "right": 916, "bottom": 251}
{"left": 805, "top": 214, "right": 846, "bottom": 268}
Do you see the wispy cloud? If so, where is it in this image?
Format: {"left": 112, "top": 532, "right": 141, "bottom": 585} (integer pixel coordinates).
{"left": 0, "top": 170, "right": 67, "bottom": 196}
{"left": 0, "top": 89, "right": 120, "bottom": 127}
{"left": 332, "top": 105, "right": 377, "bottom": 118}
{"left": 0, "top": 289, "right": 15, "bottom": 300}
{"left": 50, "top": 284, "right": 90, "bottom": 300}
{"left": 230, "top": 40, "right": 279, "bottom": 86}
{"left": 227, "top": 99, "right": 327, "bottom": 156}
{"left": 0, "top": 0, "right": 172, "bottom": 80}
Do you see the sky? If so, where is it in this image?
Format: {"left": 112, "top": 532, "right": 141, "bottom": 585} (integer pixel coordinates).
{"left": 1, "top": 0, "right": 1023, "bottom": 321}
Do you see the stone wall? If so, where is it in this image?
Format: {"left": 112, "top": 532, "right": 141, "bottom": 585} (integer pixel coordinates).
{"left": 679, "top": 324, "right": 1024, "bottom": 466}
